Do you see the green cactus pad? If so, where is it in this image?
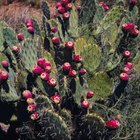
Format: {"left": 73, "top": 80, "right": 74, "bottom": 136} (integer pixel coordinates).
{"left": 0, "top": 24, "right": 5, "bottom": 52}
{"left": 41, "top": 1, "right": 50, "bottom": 20}
{"left": 79, "top": 0, "right": 96, "bottom": 25}
{"left": 39, "top": 109, "right": 71, "bottom": 140}
{"left": 75, "top": 37, "right": 102, "bottom": 72}
{"left": 69, "top": 4, "right": 79, "bottom": 38}
{"left": 33, "top": 19, "right": 41, "bottom": 36}
{"left": 94, "top": 5, "right": 124, "bottom": 35}
{"left": 20, "top": 39, "right": 38, "bottom": 72}
{"left": 133, "top": 54, "right": 140, "bottom": 72}
{"left": 35, "top": 95, "right": 52, "bottom": 110}
{"left": 87, "top": 72, "right": 114, "bottom": 100}
{"left": 3, "top": 27, "right": 18, "bottom": 46}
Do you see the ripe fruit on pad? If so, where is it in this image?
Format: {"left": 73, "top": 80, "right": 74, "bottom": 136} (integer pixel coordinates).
{"left": 27, "top": 98, "right": 35, "bottom": 105}
{"left": 56, "top": 2, "right": 62, "bottom": 8}
{"left": 68, "top": 69, "right": 77, "bottom": 77}
{"left": 122, "top": 67, "right": 130, "bottom": 73}
{"left": 120, "top": 73, "right": 129, "bottom": 81}
{"left": 47, "top": 78, "right": 57, "bottom": 87}
{"left": 73, "top": 55, "right": 83, "bottom": 63}
{"left": 63, "top": 12, "right": 70, "bottom": 19}
{"left": 32, "top": 65, "right": 44, "bottom": 75}
{"left": 17, "top": 33, "right": 24, "bottom": 41}
{"left": 45, "top": 66, "right": 52, "bottom": 73}
{"left": 11, "top": 46, "right": 20, "bottom": 53}
{"left": 27, "top": 26, "right": 34, "bottom": 34}
{"left": 86, "top": 91, "right": 94, "bottom": 99}
{"left": 62, "top": 62, "right": 71, "bottom": 71}
{"left": 22, "top": 90, "right": 32, "bottom": 99}
{"left": 0, "top": 71, "right": 9, "bottom": 81}
{"left": 105, "top": 119, "right": 120, "bottom": 129}
{"left": 52, "top": 37, "right": 60, "bottom": 45}
{"left": 58, "top": 6, "right": 65, "bottom": 14}
{"left": 31, "top": 112, "right": 39, "bottom": 121}
{"left": 51, "top": 27, "right": 57, "bottom": 33}
{"left": 65, "top": 41, "right": 74, "bottom": 49}
{"left": 51, "top": 94, "right": 61, "bottom": 104}
{"left": 1, "top": 60, "right": 9, "bottom": 68}
{"left": 65, "top": 3, "right": 72, "bottom": 11}
{"left": 123, "top": 50, "right": 131, "bottom": 57}
{"left": 40, "top": 72, "right": 49, "bottom": 81}
{"left": 37, "top": 58, "right": 46, "bottom": 68}
{"left": 27, "top": 104, "right": 36, "bottom": 112}
{"left": 81, "top": 100, "right": 90, "bottom": 109}
{"left": 125, "top": 62, "right": 133, "bottom": 69}
{"left": 129, "top": 28, "right": 139, "bottom": 37}
{"left": 79, "top": 68, "right": 87, "bottom": 75}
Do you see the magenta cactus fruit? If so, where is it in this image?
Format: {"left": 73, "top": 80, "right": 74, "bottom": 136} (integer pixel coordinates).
{"left": 73, "top": 55, "right": 83, "bottom": 63}
{"left": 22, "top": 90, "right": 32, "bottom": 99}
{"left": 129, "top": 28, "right": 139, "bottom": 37}
{"left": 122, "top": 67, "right": 130, "bottom": 73}
{"left": 123, "top": 50, "right": 131, "bottom": 57}
{"left": 17, "top": 33, "right": 24, "bottom": 41}
{"left": 68, "top": 69, "right": 77, "bottom": 78}
{"left": 27, "top": 104, "right": 36, "bottom": 112}
{"left": 52, "top": 37, "right": 60, "bottom": 45}
{"left": 62, "top": 12, "right": 70, "bottom": 19}
{"left": 37, "top": 58, "right": 46, "bottom": 68}
{"left": 51, "top": 94, "right": 61, "bottom": 104}
{"left": 45, "top": 66, "right": 52, "bottom": 73}
{"left": 61, "top": 0, "right": 69, "bottom": 5}
{"left": 30, "top": 112, "right": 39, "bottom": 121}
{"left": 122, "top": 22, "right": 135, "bottom": 32}
{"left": 120, "top": 73, "right": 129, "bottom": 81}
{"left": 62, "top": 62, "right": 71, "bottom": 71}
{"left": 32, "top": 65, "right": 44, "bottom": 75}
{"left": 11, "top": 46, "right": 20, "bottom": 53}
{"left": 40, "top": 72, "right": 49, "bottom": 81}
{"left": 105, "top": 119, "right": 120, "bottom": 129}
{"left": 1, "top": 60, "right": 9, "bottom": 68}
{"left": 51, "top": 27, "right": 58, "bottom": 33}
{"left": 47, "top": 78, "right": 57, "bottom": 87}
{"left": 65, "top": 3, "right": 72, "bottom": 11}
{"left": 65, "top": 41, "right": 74, "bottom": 49}
{"left": 86, "top": 91, "right": 94, "bottom": 99}
{"left": 100, "top": 2, "right": 109, "bottom": 11}
{"left": 56, "top": 2, "right": 62, "bottom": 8}
{"left": 27, "top": 26, "right": 34, "bottom": 34}
{"left": 81, "top": 100, "right": 90, "bottom": 109}
{"left": 58, "top": 6, "right": 65, "bottom": 14}
{"left": 79, "top": 68, "right": 87, "bottom": 75}
{"left": 0, "top": 71, "right": 9, "bottom": 81}
{"left": 130, "top": 0, "right": 137, "bottom": 5}
{"left": 125, "top": 62, "right": 133, "bottom": 69}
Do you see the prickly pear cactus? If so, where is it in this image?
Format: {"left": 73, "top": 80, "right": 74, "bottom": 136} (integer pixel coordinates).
{"left": 0, "top": 0, "right": 140, "bottom": 140}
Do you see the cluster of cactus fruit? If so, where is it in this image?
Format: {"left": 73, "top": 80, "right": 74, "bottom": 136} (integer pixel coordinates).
{"left": 0, "top": 0, "right": 140, "bottom": 139}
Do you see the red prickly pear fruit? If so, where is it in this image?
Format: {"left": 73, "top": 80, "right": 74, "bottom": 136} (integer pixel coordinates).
{"left": 17, "top": 33, "right": 24, "bottom": 41}
{"left": 27, "top": 104, "right": 36, "bottom": 112}
{"left": 37, "top": 58, "right": 46, "bottom": 68}
{"left": 81, "top": 100, "right": 90, "bottom": 109}
{"left": 122, "top": 67, "right": 130, "bottom": 73}
{"left": 86, "top": 91, "right": 94, "bottom": 99}
{"left": 1, "top": 60, "right": 9, "bottom": 68}
{"left": 11, "top": 46, "right": 20, "bottom": 53}
{"left": 43, "top": 61, "right": 51, "bottom": 68}
{"left": 58, "top": 6, "right": 65, "bottom": 14}
{"left": 30, "top": 112, "right": 39, "bottom": 121}
{"left": 68, "top": 69, "right": 77, "bottom": 78}
{"left": 73, "top": 55, "right": 83, "bottom": 63}
{"left": 123, "top": 50, "right": 131, "bottom": 57}
{"left": 56, "top": 2, "right": 62, "bottom": 8}
{"left": 22, "top": 90, "right": 32, "bottom": 99}
{"left": 65, "top": 41, "right": 75, "bottom": 49}
{"left": 65, "top": 3, "right": 72, "bottom": 11}
{"left": 61, "top": 0, "right": 69, "bottom": 5}
{"left": 62, "top": 62, "right": 71, "bottom": 71}
{"left": 45, "top": 66, "right": 52, "bottom": 74}
{"left": 52, "top": 37, "right": 60, "bottom": 45}
{"left": 32, "top": 65, "right": 44, "bottom": 75}
{"left": 51, "top": 94, "right": 61, "bottom": 104}
{"left": 40, "top": 72, "right": 49, "bottom": 81}
{"left": 100, "top": 2, "right": 109, "bottom": 11}
{"left": 0, "top": 71, "right": 9, "bottom": 81}
{"left": 79, "top": 68, "right": 87, "bottom": 75}
{"left": 125, "top": 62, "right": 133, "bottom": 69}
{"left": 54, "top": 13, "right": 59, "bottom": 18}
{"left": 122, "top": 22, "right": 135, "bottom": 32}
{"left": 129, "top": 28, "right": 139, "bottom": 37}
{"left": 105, "top": 119, "right": 120, "bottom": 129}
{"left": 47, "top": 78, "right": 57, "bottom": 87}
{"left": 26, "top": 98, "right": 35, "bottom": 105}
{"left": 51, "top": 27, "right": 57, "bottom": 33}
{"left": 27, "top": 26, "right": 34, "bottom": 34}
{"left": 120, "top": 73, "right": 129, "bottom": 81}
{"left": 62, "top": 12, "right": 70, "bottom": 20}
{"left": 25, "top": 19, "right": 33, "bottom": 25}
{"left": 26, "top": 22, "right": 33, "bottom": 27}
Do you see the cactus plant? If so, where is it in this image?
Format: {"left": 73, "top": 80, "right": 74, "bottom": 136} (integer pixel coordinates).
{"left": 0, "top": 0, "right": 140, "bottom": 139}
